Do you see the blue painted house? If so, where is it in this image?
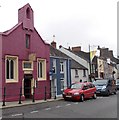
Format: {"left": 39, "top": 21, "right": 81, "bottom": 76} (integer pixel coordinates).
{"left": 50, "top": 41, "right": 71, "bottom": 97}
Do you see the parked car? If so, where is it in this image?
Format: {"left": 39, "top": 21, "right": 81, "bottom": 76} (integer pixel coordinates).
{"left": 93, "top": 78, "right": 117, "bottom": 96}
{"left": 116, "top": 79, "right": 119, "bottom": 90}
{"left": 62, "top": 82, "right": 97, "bottom": 102}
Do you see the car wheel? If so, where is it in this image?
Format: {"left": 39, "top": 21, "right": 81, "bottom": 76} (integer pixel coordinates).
{"left": 114, "top": 90, "right": 117, "bottom": 95}
{"left": 93, "top": 93, "right": 97, "bottom": 99}
{"left": 106, "top": 90, "right": 110, "bottom": 96}
{"left": 80, "top": 94, "right": 84, "bottom": 102}
{"left": 64, "top": 98, "right": 68, "bottom": 101}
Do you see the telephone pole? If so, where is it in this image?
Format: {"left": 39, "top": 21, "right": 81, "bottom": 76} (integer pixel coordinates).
{"left": 89, "top": 44, "right": 92, "bottom": 82}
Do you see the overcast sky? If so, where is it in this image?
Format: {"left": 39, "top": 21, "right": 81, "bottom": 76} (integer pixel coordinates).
{"left": 0, "top": 0, "right": 118, "bottom": 57}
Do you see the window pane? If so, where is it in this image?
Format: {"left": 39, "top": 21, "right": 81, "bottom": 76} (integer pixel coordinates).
{"left": 10, "top": 60, "right": 14, "bottom": 79}
{"left": 26, "top": 34, "right": 30, "bottom": 48}
{"left": 38, "top": 62, "right": 39, "bottom": 78}
{"left": 6, "top": 60, "right": 9, "bottom": 79}
{"left": 38, "top": 60, "right": 46, "bottom": 79}
{"left": 60, "top": 62, "right": 64, "bottom": 72}
{"left": 40, "top": 62, "right": 42, "bottom": 78}
{"left": 24, "top": 62, "right": 31, "bottom": 68}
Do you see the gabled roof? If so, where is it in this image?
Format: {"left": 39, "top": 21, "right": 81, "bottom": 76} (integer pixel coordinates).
{"left": 64, "top": 47, "right": 89, "bottom": 62}
{"left": 50, "top": 46, "right": 87, "bottom": 70}
{"left": 73, "top": 51, "right": 90, "bottom": 62}
{"left": 50, "top": 45, "right": 70, "bottom": 59}
{"left": 71, "top": 59, "right": 88, "bottom": 70}
{"left": 0, "top": 22, "right": 22, "bottom": 35}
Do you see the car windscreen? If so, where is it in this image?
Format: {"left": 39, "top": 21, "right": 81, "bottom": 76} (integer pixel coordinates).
{"left": 93, "top": 80, "right": 108, "bottom": 86}
{"left": 70, "top": 83, "right": 83, "bottom": 89}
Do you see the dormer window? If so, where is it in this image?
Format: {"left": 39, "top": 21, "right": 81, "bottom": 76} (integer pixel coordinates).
{"left": 26, "top": 7, "right": 30, "bottom": 19}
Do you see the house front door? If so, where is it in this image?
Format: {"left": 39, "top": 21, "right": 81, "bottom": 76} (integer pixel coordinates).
{"left": 24, "top": 74, "right": 33, "bottom": 99}
{"left": 51, "top": 78, "right": 56, "bottom": 98}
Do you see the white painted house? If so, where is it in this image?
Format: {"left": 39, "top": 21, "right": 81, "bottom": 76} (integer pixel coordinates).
{"left": 71, "top": 58, "right": 88, "bottom": 83}
{"left": 59, "top": 46, "right": 89, "bottom": 82}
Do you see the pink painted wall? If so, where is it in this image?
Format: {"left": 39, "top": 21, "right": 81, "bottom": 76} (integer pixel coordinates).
{"left": 1, "top": 3, "right": 50, "bottom": 101}
{"left": 0, "top": 34, "right": 2, "bottom": 101}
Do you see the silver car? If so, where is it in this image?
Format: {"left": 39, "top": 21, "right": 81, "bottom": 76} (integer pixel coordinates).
{"left": 116, "top": 79, "right": 119, "bottom": 90}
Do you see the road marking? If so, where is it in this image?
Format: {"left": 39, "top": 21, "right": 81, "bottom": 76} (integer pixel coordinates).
{"left": 45, "top": 108, "right": 51, "bottom": 110}
{"left": 97, "top": 97, "right": 103, "bottom": 99}
{"left": 30, "top": 111, "right": 39, "bottom": 114}
{"left": 12, "top": 113, "right": 23, "bottom": 117}
{"left": 65, "top": 104, "right": 71, "bottom": 106}
{"left": 56, "top": 105, "right": 61, "bottom": 108}
{"left": 73, "top": 102, "right": 78, "bottom": 104}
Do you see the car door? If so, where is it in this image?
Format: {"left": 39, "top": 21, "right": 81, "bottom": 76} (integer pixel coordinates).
{"left": 88, "top": 83, "right": 94, "bottom": 97}
{"left": 82, "top": 85, "right": 89, "bottom": 98}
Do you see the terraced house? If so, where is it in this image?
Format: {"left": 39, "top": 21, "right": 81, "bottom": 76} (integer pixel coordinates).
{"left": 0, "top": 3, "right": 50, "bottom": 101}
{"left": 50, "top": 41, "right": 71, "bottom": 97}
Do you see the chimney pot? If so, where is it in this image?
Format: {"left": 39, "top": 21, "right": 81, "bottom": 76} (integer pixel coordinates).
{"left": 51, "top": 41, "right": 56, "bottom": 49}
{"left": 72, "top": 46, "right": 81, "bottom": 52}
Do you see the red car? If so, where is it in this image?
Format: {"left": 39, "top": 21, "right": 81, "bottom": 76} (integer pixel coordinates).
{"left": 62, "top": 82, "right": 97, "bottom": 102}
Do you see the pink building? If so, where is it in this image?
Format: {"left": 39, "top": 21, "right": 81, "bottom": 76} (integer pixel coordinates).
{"left": 0, "top": 3, "right": 50, "bottom": 101}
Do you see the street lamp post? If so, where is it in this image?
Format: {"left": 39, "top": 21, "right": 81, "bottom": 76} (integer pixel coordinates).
{"left": 89, "top": 45, "right": 92, "bottom": 82}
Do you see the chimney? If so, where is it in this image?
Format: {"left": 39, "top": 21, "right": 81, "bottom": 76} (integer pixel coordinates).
{"left": 100, "top": 47, "right": 109, "bottom": 58}
{"left": 72, "top": 46, "right": 81, "bottom": 52}
{"left": 59, "top": 45, "right": 62, "bottom": 48}
{"left": 108, "top": 50, "right": 113, "bottom": 58}
{"left": 51, "top": 41, "right": 56, "bottom": 49}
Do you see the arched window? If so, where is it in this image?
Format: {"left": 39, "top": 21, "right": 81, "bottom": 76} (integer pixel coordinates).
{"left": 26, "top": 7, "right": 30, "bottom": 19}
{"left": 10, "top": 60, "right": 14, "bottom": 79}
{"left": 6, "top": 59, "right": 9, "bottom": 79}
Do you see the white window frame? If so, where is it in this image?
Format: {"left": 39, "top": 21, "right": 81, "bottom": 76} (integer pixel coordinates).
{"left": 52, "top": 59, "right": 56, "bottom": 73}
{"left": 60, "top": 62, "right": 64, "bottom": 73}
{"left": 37, "top": 58, "right": 46, "bottom": 81}
{"left": 5, "top": 55, "right": 18, "bottom": 83}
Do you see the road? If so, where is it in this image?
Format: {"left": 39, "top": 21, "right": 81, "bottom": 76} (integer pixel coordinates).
{"left": 2, "top": 93, "right": 118, "bottom": 119}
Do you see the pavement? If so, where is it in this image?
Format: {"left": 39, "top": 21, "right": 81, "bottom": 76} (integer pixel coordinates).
{"left": 1, "top": 97, "right": 63, "bottom": 109}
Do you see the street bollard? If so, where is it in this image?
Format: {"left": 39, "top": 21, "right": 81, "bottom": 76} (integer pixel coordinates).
{"left": 18, "top": 87, "right": 22, "bottom": 104}
{"left": 44, "top": 86, "right": 47, "bottom": 101}
{"left": 54, "top": 86, "right": 56, "bottom": 99}
{"left": 32, "top": 86, "right": 35, "bottom": 102}
{"left": 49, "top": 86, "right": 51, "bottom": 98}
{"left": 2, "top": 87, "right": 6, "bottom": 106}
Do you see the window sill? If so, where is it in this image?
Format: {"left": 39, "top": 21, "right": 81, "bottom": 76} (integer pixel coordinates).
{"left": 23, "top": 69, "right": 33, "bottom": 71}
{"left": 38, "top": 78, "right": 46, "bottom": 81}
{"left": 6, "top": 79, "right": 18, "bottom": 83}
{"left": 60, "top": 72, "right": 64, "bottom": 74}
